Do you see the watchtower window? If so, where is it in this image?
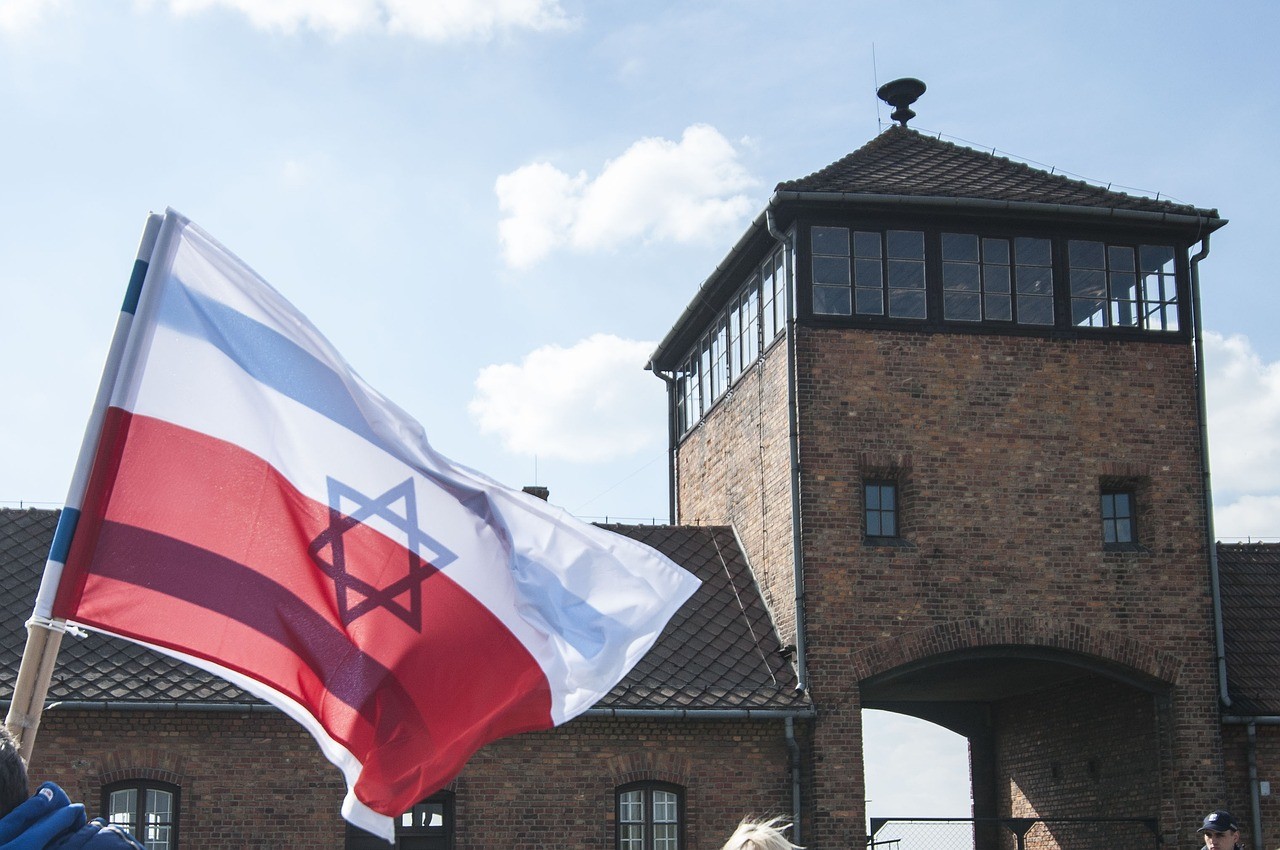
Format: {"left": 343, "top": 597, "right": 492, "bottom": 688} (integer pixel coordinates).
{"left": 1069, "top": 241, "right": 1178, "bottom": 331}
{"left": 812, "top": 227, "right": 926, "bottom": 319}
{"left": 943, "top": 233, "right": 1012, "bottom": 322}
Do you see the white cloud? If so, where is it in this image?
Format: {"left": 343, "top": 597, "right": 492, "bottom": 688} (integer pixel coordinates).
{"left": 1215, "top": 495, "right": 1280, "bottom": 542}
{"left": 0, "top": 0, "right": 61, "bottom": 31}
{"left": 468, "top": 334, "right": 662, "bottom": 463}
{"left": 1205, "top": 332, "right": 1280, "bottom": 499}
{"left": 384, "top": 0, "right": 571, "bottom": 41}
{"left": 496, "top": 124, "right": 758, "bottom": 269}
{"left": 135, "top": 0, "right": 571, "bottom": 40}
{"left": 1205, "top": 331, "right": 1280, "bottom": 539}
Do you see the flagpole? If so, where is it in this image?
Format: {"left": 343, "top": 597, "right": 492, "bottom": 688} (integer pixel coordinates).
{"left": 5, "top": 213, "right": 164, "bottom": 761}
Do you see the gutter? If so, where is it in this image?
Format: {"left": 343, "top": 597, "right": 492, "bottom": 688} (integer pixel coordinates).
{"left": 766, "top": 209, "right": 808, "bottom": 695}
{"left": 1189, "top": 234, "right": 1229, "bottom": 709}
{"left": 652, "top": 368, "right": 681, "bottom": 524}
{"left": 768, "top": 189, "right": 1225, "bottom": 231}
{"left": 583, "top": 707, "right": 814, "bottom": 719}
{"left": 12, "top": 700, "right": 277, "bottom": 713}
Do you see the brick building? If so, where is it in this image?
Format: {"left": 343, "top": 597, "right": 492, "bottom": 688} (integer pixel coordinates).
{"left": 2, "top": 80, "right": 1273, "bottom": 850}
{"left": 646, "top": 79, "right": 1236, "bottom": 850}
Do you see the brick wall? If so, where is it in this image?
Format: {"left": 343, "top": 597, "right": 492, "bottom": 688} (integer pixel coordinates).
{"left": 29, "top": 710, "right": 795, "bottom": 849}
{"left": 676, "top": 339, "right": 797, "bottom": 648}
{"left": 679, "top": 323, "right": 1224, "bottom": 850}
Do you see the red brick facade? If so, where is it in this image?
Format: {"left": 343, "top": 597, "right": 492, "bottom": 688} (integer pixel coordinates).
{"left": 675, "top": 325, "right": 1224, "bottom": 849}
{"left": 29, "top": 710, "right": 798, "bottom": 849}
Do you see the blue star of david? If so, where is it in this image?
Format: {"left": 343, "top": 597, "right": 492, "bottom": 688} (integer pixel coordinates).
{"left": 308, "top": 477, "right": 456, "bottom": 631}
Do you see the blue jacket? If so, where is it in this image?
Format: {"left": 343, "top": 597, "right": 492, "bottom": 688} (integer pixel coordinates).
{"left": 0, "top": 783, "right": 144, "bottom": 849}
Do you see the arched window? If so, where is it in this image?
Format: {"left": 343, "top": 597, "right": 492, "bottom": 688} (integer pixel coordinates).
{"left": 617, "top": 782, "right": 683, "bottom": 850}
{"left": 102, "top": 780, "right": 179, "bottom": 850}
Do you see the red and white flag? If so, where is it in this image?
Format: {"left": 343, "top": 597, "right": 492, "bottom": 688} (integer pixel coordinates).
{"left": 45, "top": 210, "right": 699, "bottom": 840}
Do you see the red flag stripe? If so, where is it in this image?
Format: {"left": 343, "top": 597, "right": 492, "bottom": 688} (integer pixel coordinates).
{"left": 54, "top": 409, "right": 554, "bottom": 813}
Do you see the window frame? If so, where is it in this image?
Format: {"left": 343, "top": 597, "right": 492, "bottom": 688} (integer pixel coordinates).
{"left": 801, "top": 221, "right": 1189, "bottom": 339}
{"left": 1100, "top": 488, "right": 1138, "bottom": 549}
{"left": 616, "top": 782, "right": 684, "bottom": 850}
{"left": 864, "top": 479, "right": 900, "bottom": 540}
{"left": 102, "top": 780, "right": 179, "bottom": 850}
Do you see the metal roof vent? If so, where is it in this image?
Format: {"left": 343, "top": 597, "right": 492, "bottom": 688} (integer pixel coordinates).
{"left": 877, "top": 77, "right": 926, "bottom": 127}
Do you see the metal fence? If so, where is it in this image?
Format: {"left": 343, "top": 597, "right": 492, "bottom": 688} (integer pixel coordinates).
{"left": 868, "top": 817, "right": 1161, "bottom": 850}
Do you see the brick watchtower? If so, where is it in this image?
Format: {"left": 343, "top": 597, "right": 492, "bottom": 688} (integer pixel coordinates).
{"left": 649, "top": 81, "right": 1228, "bottom": 849}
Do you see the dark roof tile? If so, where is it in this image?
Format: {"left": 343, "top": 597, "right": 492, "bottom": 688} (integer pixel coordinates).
{"left": 0, "top": 510, "right": 808, "bottom": 714}
{"left": 1218, "top": 542, "right": 1280, "bottom": 715}
{"left": 777, "top": 125, "right": 1219, "bottom": 219}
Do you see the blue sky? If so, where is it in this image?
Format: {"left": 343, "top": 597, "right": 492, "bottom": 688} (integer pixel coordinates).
{"left": 1, "top": 0, "right": 1277, "bottom": 821}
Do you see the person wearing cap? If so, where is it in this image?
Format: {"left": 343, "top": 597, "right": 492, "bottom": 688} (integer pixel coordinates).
{"left": 1199, "top": 810, "right": 1242, "bottom": 850}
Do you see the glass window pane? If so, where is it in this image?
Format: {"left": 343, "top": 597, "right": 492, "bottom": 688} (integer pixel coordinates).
{"left": 811, "top": 226, "right": 849, "bottom": 255}
{"left": 147, "top": 789, "right": 172, "bottom": 819}
{"left": 620, "top": 790, "right": 643, "bottom": 822}
{"left": 1016, "top": 237, "right": 1052, "bottom": 267}
{"left": 888, "top": 259, "right": 925, "bottom": 289}
{"left": 942, "top": 232, "right": 979, "bottom": 261}
{"left": 982, "top": 237, "right": 1010, "bottom": 265}
{"left": 621, "top": 825, "right": 644, "bottom": 850}
{"left": 853, "top": 258, "right": 883, "bottom": 288}
{"left": 109, "top": 789, "right": 137, "bottom": 831}
{"left": 866, "top": 485, "right": 881, "bottom": 509}
{"left": 1071, "top": 268, "right": 1106, "bottom": 298}
{"left": 943, "top": 262, "right": 980, "bottom": 291}
{"left": 1139, "top": 245, "right": 1175, "bottom": 275}
{"left": 889, "top": 288, "right": 927, "bottom": 319}
{"left": 855, "top": 287, "right": 884, "bottom": 315}
{"left": 1110, "top": 272, "right": 1137, "bottom": 302}
{"left": 1072, "top": 298, "right": 1107, "bottom": 327}
{"left": 1018, "top": 295, "right": 1054, "bottom": 325}
{"left": 985, "top": 293, "right": 1012, "bottom": 321}
{"left": 1111, "top": 298, "right": 1139, "bottom": 327}
{"left": 1069, "top": 240, "right": 1105, "bottom": 269}
{"left": 1108, "top": 245, "right": 1134, "bottom": 272}
{"left": 867, "top": 511, "right": 882, "bottom": 537}
{"left": 812, "top": 255, "right": 850, "bottom": 285}
{"left": 853, "top": 231, "right": 882, "bottom": 258}
{"left": 886, "top": 230, "right": 924, "bottom": 259}
{"left": 945, "top": 291, "right": 981, "bottom": 321}
{"left": 1016, "top": 265, "right": 1053, "bottom": 296}
{"left": 814, "top": 285, "right": 852, "bottom": 316}
{"left": 983, "top": 265, "right": 1011, "bottom": 294}
{"left": 881, "top": 512, "right": 897, "bottom": 536}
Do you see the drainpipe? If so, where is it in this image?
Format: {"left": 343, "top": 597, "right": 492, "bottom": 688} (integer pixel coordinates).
{"left": 653, "top": 369, "right": 680, "bottom": 524}
{"left": 786, "top": 716, "right": 803, "bottom": 843}
{"left": 1189, "top": 234, "right": 1228, "bottom": 708}
{"left": 1223, "top": 716, "right": 1280, "bottom": 850}
{"left": 1248, "top": 723, "right": 1262, "bottom": 850}
{"left": 766, "top": 208, "right": 807, "bottom": 694}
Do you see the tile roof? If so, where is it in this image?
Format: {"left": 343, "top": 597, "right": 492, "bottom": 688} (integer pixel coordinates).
{"left": 0, "top": 508, "right": 256, "bottom": 706}
{"left": 0, "top": 509, "right": 807, "bottom": 715}
{"left": 776, "top": 125, "right": 1221, "bottom": 220}
{"left": 1217, "top": 542, "right": 1280, "bottom": 716}
{"left": 593, "top": 524, "right": 807, "bottom": 712}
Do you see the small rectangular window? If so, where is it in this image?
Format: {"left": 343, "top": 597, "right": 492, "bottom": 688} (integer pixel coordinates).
{"left": 865, "top": 481, "right": 898, "bottom": 538}
{"left": 1101, "top": 490, "right": 1136, "bottom": 546}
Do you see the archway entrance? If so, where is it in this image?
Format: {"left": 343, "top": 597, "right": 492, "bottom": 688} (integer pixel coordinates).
{"left": 859, "top": 646, "right": 1170, "bottom": 850}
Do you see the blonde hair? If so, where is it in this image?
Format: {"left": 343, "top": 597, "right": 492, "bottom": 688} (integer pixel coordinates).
{"left": 720, "top": 817, "right": 803, "bottom": 850}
